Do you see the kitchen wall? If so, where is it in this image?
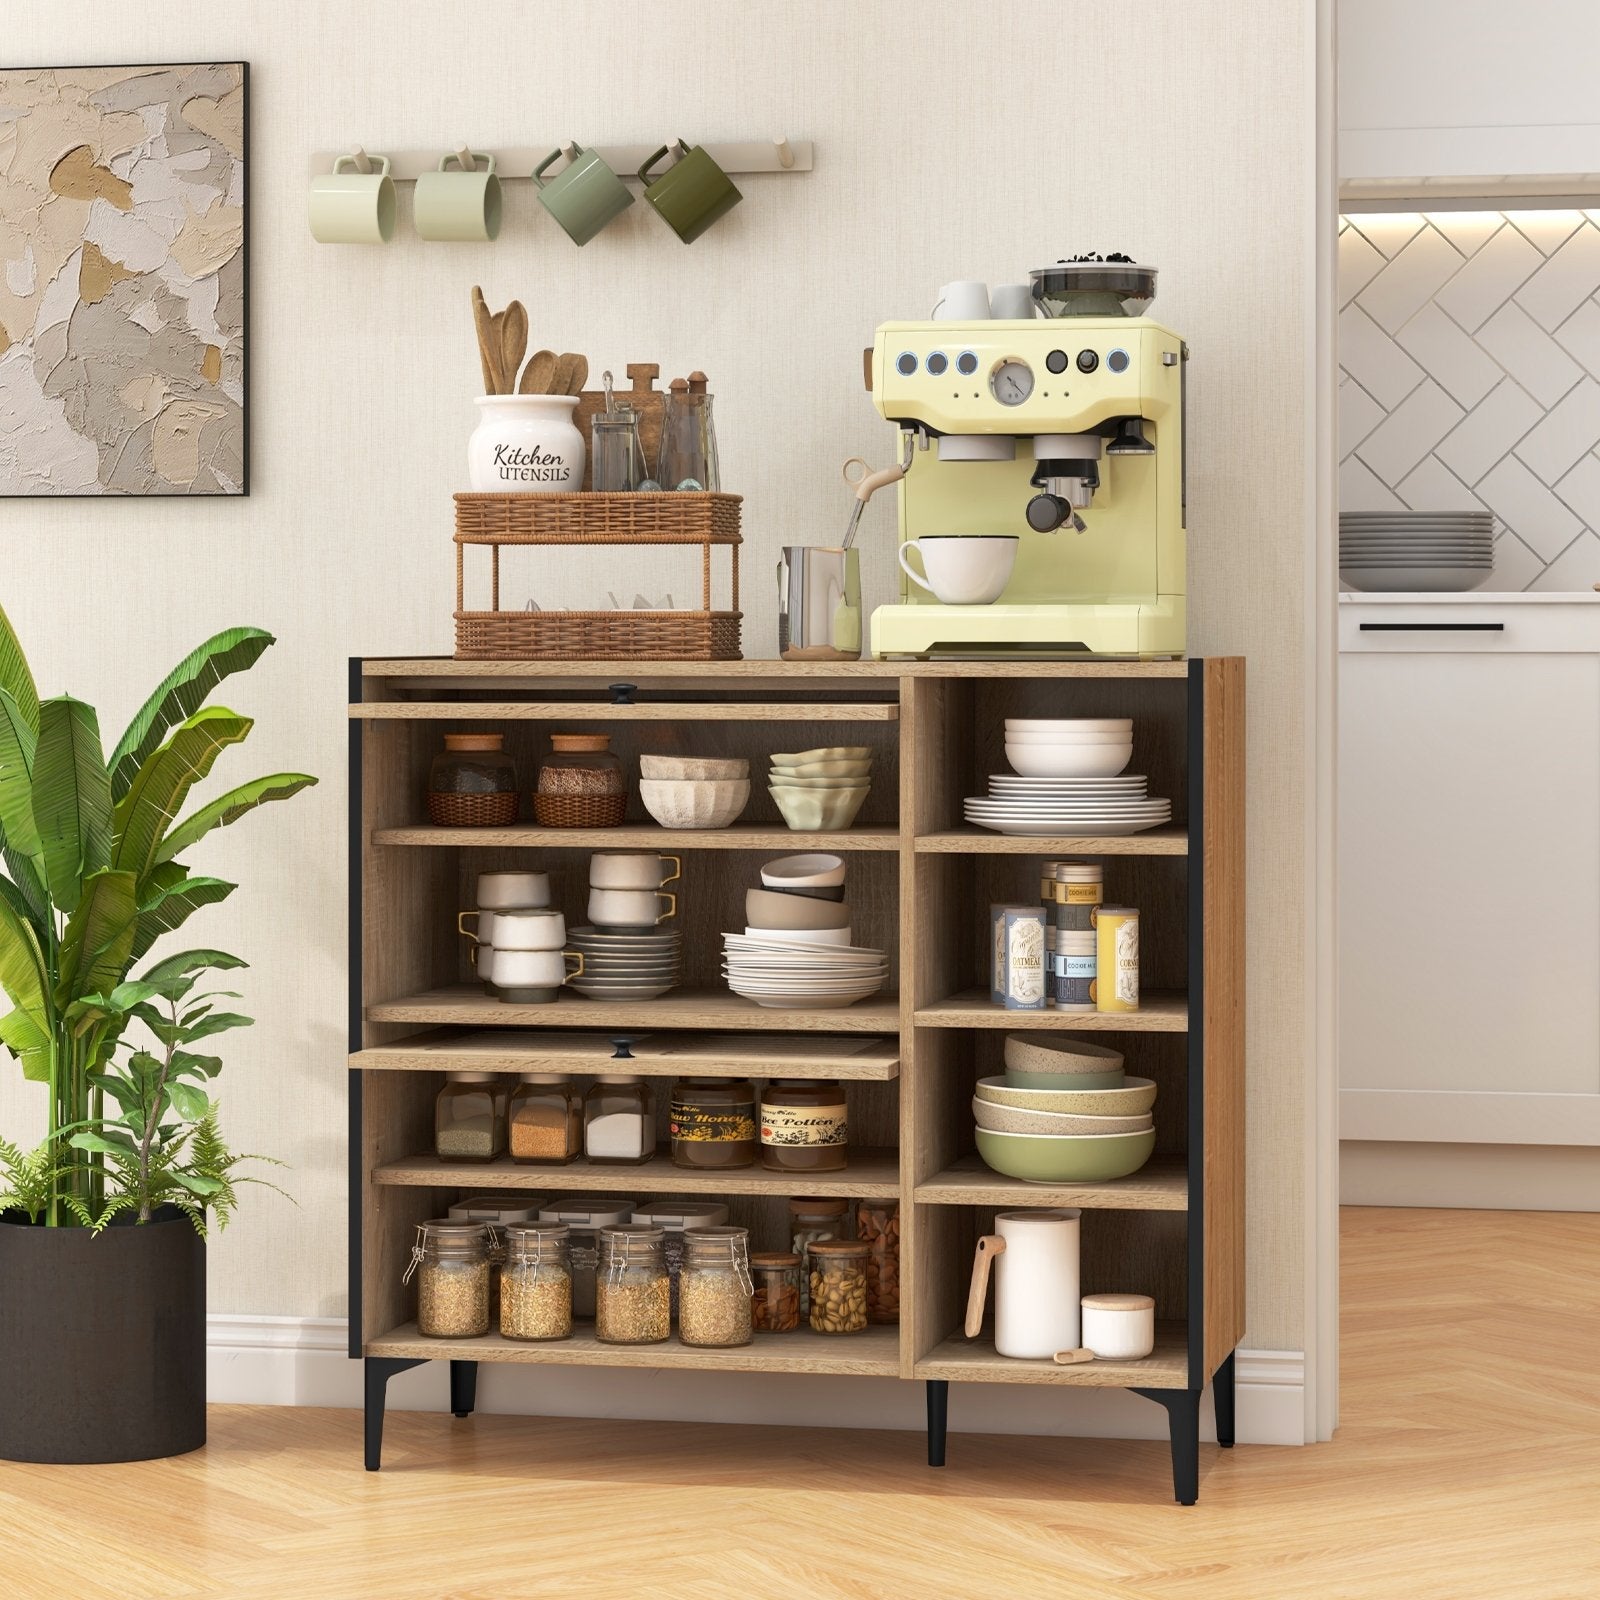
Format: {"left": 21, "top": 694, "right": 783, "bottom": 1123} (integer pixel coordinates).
{"left": 1339, "top": 208, "right": 1600, "bottom": 588}
{"left": 0, "top": 0, "right": 1318, "bottom": 1386}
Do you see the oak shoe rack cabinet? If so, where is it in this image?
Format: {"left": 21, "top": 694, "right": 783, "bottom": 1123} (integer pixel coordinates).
{"left": 348, "top": 656, "right": 1245, "bottom": 1503}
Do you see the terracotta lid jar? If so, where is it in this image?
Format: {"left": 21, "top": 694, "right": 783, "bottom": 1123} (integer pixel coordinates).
{"left": 535, "top": 734, "right": 626, "bottom": 828}
{"left": 428, "top": 733, "right": 519, "bottom": 827}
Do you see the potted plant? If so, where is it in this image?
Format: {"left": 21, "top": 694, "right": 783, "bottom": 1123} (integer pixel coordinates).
{"left": 0, "top": 604, "right": 315, "bottom": 1463}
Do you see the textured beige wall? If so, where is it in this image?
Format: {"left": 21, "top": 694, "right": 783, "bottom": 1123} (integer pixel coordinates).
{"left": 0, "top": 0, "right": 1311, "bottom": 1352}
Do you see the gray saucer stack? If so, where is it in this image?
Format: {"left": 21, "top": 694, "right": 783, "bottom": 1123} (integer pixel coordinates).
{"left": 1339, "top": 510, "right": 1494, "bottom": 592}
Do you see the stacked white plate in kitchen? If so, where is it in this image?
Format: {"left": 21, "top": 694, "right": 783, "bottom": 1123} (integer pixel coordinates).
{"left": 1339, "top": 510, "right": 1493, "bottom": 593}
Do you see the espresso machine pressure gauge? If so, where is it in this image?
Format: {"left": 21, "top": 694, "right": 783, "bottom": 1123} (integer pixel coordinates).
{"left": 990, "top": 360, "right": 1033, "bottom": 405}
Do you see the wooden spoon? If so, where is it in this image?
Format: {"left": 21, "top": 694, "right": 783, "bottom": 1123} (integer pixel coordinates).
{"left": 1052, "top": 1348, "right": 1095, "bottom": 1365}
{"left": 470, "top": 286, "right": 502, "bottom": 394}
{"left": 520, "top": 349, "right": 557, "bottom": 394}
{"left": 565, "top": 353, "right": 589, "bottom": 396}
{"left": 500, "top": 300, "right": 529, "bottom": 394}
{"left": 550, "top": 352, "right": 580, "bottom": 396}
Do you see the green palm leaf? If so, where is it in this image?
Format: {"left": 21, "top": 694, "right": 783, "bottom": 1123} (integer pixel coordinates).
{"left": 131, "top": 872, "right": 236, "bottom": 961}
{"left": 107, "top": 628, "right": 274, "bottom": 800}
{"left": 31, "top": 697, "right": 113, "bottom": 913}
{"left": 55, "top": 868, "right": 137, "bottom": 1007}
{"left": 0, "top": 886, "right": 48, "bottom": 1026}
{"left": 110, "top": 708, "right": 252, "bottom": 888}
{"left": 0, "top": 686, "right": 41, "bottom": 860}
{"left": 156, "top": 773, "right": 317, "bottom": 865}
{"left": 0, "top": 600, "right": 39, "bottom": 733}
{"left": 0, "top": 1007, "right": 52, "bottom": 1082}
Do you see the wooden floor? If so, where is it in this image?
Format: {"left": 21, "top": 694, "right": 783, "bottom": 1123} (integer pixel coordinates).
{"left": 5, "top": 1207, "right": 1598, "bottom": 1599}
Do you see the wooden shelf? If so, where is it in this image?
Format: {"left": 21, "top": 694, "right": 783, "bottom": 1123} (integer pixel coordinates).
{"left": 914, "top": 990, "right": 1189, "bottom": 1032}
{"left": 368, "top": 1320, "right": 901, "bottom": 1376}
{"left": 349, "top": 700, "right": 898, "bottom": 722}
{"left": 915, "top": 827, "right": 1187, "bottom": 856}
{"left": 373, "top": 1147, "right": 901, "bottom": 1198}
{"left": 373, "top": 824, "right": 900, "bottom": 851}
{"left": 367, "top": 986, "right": 901, "bottom": 1033}
{"left": 915, "top": 1154, "right": 1188, "bottom": 1211}
{"left": 352, "top": 1028, "right": 900, "bottom": 1079}
{"left": 360, "top": 657, "right": 1190, "bottom": 681}
{"left": 915, "top": 1323, "right": 1188, "bottom": 1389}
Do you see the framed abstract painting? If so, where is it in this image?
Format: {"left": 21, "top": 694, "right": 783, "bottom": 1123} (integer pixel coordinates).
{"left": 0, "top": 62, "right": 248, "bottom": 496}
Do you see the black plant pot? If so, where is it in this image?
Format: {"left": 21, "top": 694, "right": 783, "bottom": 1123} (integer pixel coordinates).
{"left": 0, "top": 1204, "right": 206, "bottom": 1463}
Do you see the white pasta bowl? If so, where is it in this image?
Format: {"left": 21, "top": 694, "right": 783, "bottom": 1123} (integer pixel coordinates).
{"left": 1004, "top": 743, "right": 1132, "bottom": 778}
{"left": 639, "top": 755, "right": 750, "bottom": 781}
{"left": 639, "top": 778, "right": 750, "bottom": 829}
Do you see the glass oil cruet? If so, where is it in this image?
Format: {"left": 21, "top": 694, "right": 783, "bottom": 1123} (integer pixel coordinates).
{"left": 657, "top": 371, "right": 720, "bottom": 492}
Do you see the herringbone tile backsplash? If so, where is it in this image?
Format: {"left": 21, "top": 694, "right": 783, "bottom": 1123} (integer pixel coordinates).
{"left": 1340, "top": 209, "right": 1600, "bottom": 590}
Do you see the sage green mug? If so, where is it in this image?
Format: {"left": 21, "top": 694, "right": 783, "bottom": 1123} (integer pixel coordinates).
{"left": 637, "top": 140, "right": 742, "bottom": 243}
{"left": 534, "top": 144, "right": 634, "bottom": 245}
{"left": 308, "top": 154, "right": 395, "bottom": 244}
{"left": 414, "top": 149, "right": 502, "bottom": 241}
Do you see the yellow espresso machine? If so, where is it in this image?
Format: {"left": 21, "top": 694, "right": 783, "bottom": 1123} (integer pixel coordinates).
{"left": 867, "top": 262, "right": 1187, "bottom": 658}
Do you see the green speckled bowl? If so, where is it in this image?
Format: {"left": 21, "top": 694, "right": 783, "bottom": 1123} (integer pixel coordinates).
{"left": 974, "top": 1125, "right": 1156, "bottom": 1184}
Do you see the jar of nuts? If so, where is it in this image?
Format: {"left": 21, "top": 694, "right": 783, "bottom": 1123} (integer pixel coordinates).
{"left": 807, "top": 1239, "right": 869, "bottom": 1335}
{"left": 789, "top": 1196, "right": 851, "bottom": 1316}
{"left": 677, "top": 1226, "right": 754, "bottom": 1348}
{"left": 595, "top": 1223, "right": 671, "bottom": 1345}
{"left": 405, "top": 1219, "right": 494, "bottom": 1338}
{"left": 750, "top": 1251, "right": 802, "bottom": 1333}
{"left": 857, "top": 1199, "right": 900, "bottom": 1324}
{"left": 499, "top": 1223, "right": 573, "bottom": 1341}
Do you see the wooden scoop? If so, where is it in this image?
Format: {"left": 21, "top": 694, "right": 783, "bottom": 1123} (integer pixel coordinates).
{"left": 1052, "top": 1348, "right": 1095, "bottom": 1366}
{"left": 520, "top": 349, "right": 557, "bottom": 394}
{"left": 565, "top": 353, "right": 589, "bottom": 395}
{"left": 470, "top": 286, "right": 502, "bottom": 394}
{"left": 550, "top": 352, "right": 581, "bottom": 396}
{"left": 500, "top": 300, "right": 528, "bottom": 394}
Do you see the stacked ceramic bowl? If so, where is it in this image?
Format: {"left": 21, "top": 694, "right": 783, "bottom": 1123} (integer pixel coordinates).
{"left": 1002, "top": 718, "right": 1133, "bottom": 779}
{"left": 1339, "top": 510, "right": 1493, "bottom": 592}
{"left": 768, "top": 745, "right": 873, "bottom": 831}
{"left": 971, "top": 1035, "right": 1156, "bottom": 1183}
{"left": 722, "top": 852, "right": 888, "bottom": 1009}
{"left": 639, "top": 754, "right": 750, "bottom": 830}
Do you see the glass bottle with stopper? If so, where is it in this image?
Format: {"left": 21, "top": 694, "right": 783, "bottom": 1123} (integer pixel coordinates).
{"left": 657, "top": 372, "right": 720, "bottom": 491}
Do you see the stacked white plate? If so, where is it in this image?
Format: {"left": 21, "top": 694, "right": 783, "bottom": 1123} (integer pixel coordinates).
{"left": 964, "top": 774, "right": 1172, "bottom": 837}
{"left": 567, "top": 925, "right": 681, "bottom": 1001}
{"left": 1339, "top": 511, "right": 1493, "bottom": 593}
{"left": 721, "top": 931, "right": 888, "bottom": 1010}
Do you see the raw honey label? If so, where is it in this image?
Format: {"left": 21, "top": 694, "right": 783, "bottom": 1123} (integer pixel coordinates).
{"left": 761, "top": 1103, "right": 848, "bottom": 1148}
{"left": 670, "top": 1107, "right": 757, "bottom": 1144}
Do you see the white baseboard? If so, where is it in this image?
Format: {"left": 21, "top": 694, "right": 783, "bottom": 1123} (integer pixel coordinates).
{"left": 206, "top": 1317, "right": 1308, "bottom": 1446}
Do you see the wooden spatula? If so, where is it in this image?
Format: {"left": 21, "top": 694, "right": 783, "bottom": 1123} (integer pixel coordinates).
{"left": 565, "top": 353, "right": 589, "bottom": 395}
{"left": 520, "top": 349, "right": 557, "bottom": 394}
{"left": 550, "top": 352, "right": 580, "bottom": 396}
{"left": 500, "top": 300, "right": 528, "bottom": 394}
{"left": 470, "top": 286, "right": 502, "bottom": 394}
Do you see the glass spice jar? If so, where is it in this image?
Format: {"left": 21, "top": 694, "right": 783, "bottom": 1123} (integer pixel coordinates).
{"left": 427, "top": 733, "right": 519, "bottom": 827}
{"left": 807, "top": 1239, "right": 869, "bottom": 1335}
{"left": 499, "top": 1223, "right": 573, "bottom": 1342}
{"left": 435, "top": 1072, "right": 505, "bottom": 1162}
{"left": 759, "top": 1078, "right": 848, "bottom": 1172}
{"left": 789, "top": 1196, "right": 851, "bottom": 1316}
{"left": 584, "top": 1075, "right": 653, "bottom": 1164}
{"left": 750, "top": 1251, "right": 802, "bottom": 1334}
{"left": 630, "top": 1199, "right": 728, "bottom": 1318}
{"left": 537, "top": 1195, "right": 634, "bottom": 1320}
{"left": 508, "top": 1073, "right": 582, "bottom": 1165}
{"left": 595, "top": 1223, "right": 670, "bottom": 1344}
{"left": 857, "top": 1199, "right": 901, "bottom": 1324}
{"left": 535, "top": 733, "right": 627, "bottom": 828}
{"left": 669, "top": 1077, "right": 757, "bottom": 1169}
{"left": 678, "top": 1226, "right": 754, "bottom": 1348}
{"left": 406, "top": 1219, "right": 494, "bottom": 1338}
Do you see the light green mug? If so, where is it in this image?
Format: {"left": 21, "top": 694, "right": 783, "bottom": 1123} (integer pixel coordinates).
{"left": 533, "top": 144, "right": 634, "bottom": 245}
{"left": 638, "top": 140, "right": 742, "bottom": 243}
{"left": 308, "top": 154, "right": 395, "bottom": 244}
{"left": 414, "top": 149, "right": 502, "bottom": 241}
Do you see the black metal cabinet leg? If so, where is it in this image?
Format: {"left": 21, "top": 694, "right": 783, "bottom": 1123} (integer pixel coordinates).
{"left": 364, "top": 1357, "right": 426, "bottom": 1472}
{"left": 1134, "top": 1387, "right": 1203, "bottom": 1505}
{"left": 1213, "top": 1352, "right": 1236, "bottom": 1448}
{"left": 450, "top": 1359, "right": 479, "bottom": 1419}
{"left": 926, "top": 1380, "right": 949, "bottom": 1468}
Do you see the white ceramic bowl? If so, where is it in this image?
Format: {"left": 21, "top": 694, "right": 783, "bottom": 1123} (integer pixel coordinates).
{"left": 639, "top": 755, "right": 749, "bottom": 781}
{"left": 742, "top": 924, "right": 854, "bottom": 946}
{"left": 638, "top": 778, "right": 750, "bottom": 829}
{"left": 1005, "top": 718, "right": 1131, "bottom": 733}
{"left": 1005, "top": 743, "right": 1132, "bottom": 778}
{"left": 760, "top": 852, "right": 847, "bottom": 889}
{"left": 745, "top": 887, "right": 852, "bottom": 930}
{"left": 1003, "top": 728, "right": 1133, "bottom": 744}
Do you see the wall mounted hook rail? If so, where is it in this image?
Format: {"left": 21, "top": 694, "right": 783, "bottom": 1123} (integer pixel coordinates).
{"left": 309, "top": 138, "right": 813, "bottom": 182}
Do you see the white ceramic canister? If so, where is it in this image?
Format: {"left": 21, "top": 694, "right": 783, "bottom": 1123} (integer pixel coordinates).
{"left": 1080, "top": 1292, "right": 1155, "bottom": 1360}
{"left": 468, "top": 395, "right": 585, "bottom": 493}
{"left": 965, "top": 1208, "right": 1081, "bottom": 1359}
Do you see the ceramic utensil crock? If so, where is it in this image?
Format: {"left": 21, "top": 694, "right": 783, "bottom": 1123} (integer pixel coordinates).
{"left": 469, "top": 395, "right": 585, "bottom": 492}
{"left": 965, "top": 1208, "right": 1081, "bottom": 1358}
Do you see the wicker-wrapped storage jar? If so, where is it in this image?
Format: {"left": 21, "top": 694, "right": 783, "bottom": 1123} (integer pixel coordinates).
{"left": 428, "top": 733, "right": 519, "bottom": 827}
{"left": 535, "top": 733, "right": 626, "bottom": 827}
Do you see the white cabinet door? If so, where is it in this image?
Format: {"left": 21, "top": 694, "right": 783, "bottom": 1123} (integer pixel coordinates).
{"left": 1339, "top": 647, "right": 1600, "bottom": 1138}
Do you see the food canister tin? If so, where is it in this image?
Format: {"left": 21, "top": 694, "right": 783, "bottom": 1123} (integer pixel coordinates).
{"left": 1051, "top": 862, "right": 1103, "bottom": 932}
{"left": 1093, "top": 905, "right": 1140, "bottom": 1012}
{"left": 1052, "top": 930, "right": 1097, "bottom": 1011}
{"left": 991, "top": 904, "right": 1049, "bottom": 1010}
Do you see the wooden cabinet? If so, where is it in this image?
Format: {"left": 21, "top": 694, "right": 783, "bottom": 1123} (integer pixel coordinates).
{"left": 349, "top": 656, "right": 1245, "bottom": 1502}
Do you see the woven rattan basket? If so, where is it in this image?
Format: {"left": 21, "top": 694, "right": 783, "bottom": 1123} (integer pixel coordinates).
{"left": 532, "top": 793, "right": 628, "bottom": 829}
{"left": 426, "top": 791, "right": 521, "bottom": 828}
{"left": 454, "top": 491, "right": 742, "bottom": 661}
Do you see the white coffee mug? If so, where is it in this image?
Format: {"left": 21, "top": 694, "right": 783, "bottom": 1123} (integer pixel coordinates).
{"left": 898, "top": 535, "right": 1019, "bottom": 605}
{"left": 460, "top": 908, "right": 566, "bottom": 951}
{"left": 476, "top": 871, "right": 552, "bottom": 910}
{"left": 587, "top": 886, "right": 677, "bottom": 928}
{"left": 482, "top": 946, "right": 584, "bottom": 996}
{"left": 931, "top": 280, "right": 991, "bottom": 320}
{"left": 989, "top": 283, "right": 1036, "bottom": 320}
{"left": 589, "top": 851, "right": 682, "bottom": 891}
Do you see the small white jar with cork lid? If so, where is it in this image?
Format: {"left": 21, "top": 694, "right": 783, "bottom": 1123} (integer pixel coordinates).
{"left": 1080, "top": 1292, "right": 1156, "bottom": 1360}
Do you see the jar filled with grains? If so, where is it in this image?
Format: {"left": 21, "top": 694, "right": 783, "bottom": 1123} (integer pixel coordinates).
{"left": 595, "top": 1224, "right": 671, "bottom": 1344}
{"left": 435, "top": 1072, "right": 505, "bottom": 1162}
{"left": 427, "top": 733, "right": 519, "bottom": 828}
{"left": 406, "top": 1219, "right": 493, "bottom": 1338}
{"left": 499, "top": 1223, "right": 573, "bottom": 1341}
{"left": 789, "top": 1196, "right": 852, "bottom": 1316}
{"left": 537, "top": 1195, "right": 634, "bottom": 1320}
{"left": 535, "top": 734, "right": 626, "bottom": 829}
{"left": 807, "top": 1239, "right": 869, "bottom": 1335}
{"left": 669, "top": 1077, "right": 757, "bottom": 1169}
{"left": 857, "top": 1199, "right": 901, "bottom": 1324}
{"left": 678, "top": 1226, "right": 754, "bottom": 1348}
{"left": 750, "top": 1251, "right": 802, "bottom": 1333}
{"left": 508, "top": 1073, "right": 582, "bottom": 1165}
{"left": 759, "top": 1079, "right": 848, "bottom": 1172}
{"left": 630, "top": 1200, "right": 728, "bottom": 1318}
{"left": 584, "top": 1075, "right": 653, "bottom": 1164}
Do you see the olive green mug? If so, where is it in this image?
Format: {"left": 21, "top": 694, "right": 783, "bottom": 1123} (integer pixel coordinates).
{"left": 637, "top": 140, "right": 742, "bottom": 244}
{"left": 533, "top": 143, "right": 634, "bottom": 245}
{"left": 413, "top": 149, "right": 502, "bottom": 241}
